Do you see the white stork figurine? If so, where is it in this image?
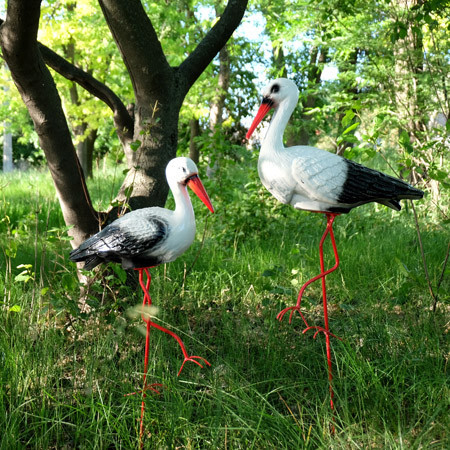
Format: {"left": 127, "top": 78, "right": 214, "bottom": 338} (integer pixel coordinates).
{"left": 70, "top": 157, "right": 214, "bottom": 444}
{"left": 246, "top": 78, "right": 423, "bottom": 415}
{"left": 70, "top": 156, "right": 214, "bottom": 271}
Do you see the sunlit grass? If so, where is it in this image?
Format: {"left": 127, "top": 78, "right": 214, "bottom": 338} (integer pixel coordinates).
{"left": 0, "top": 164, "right": 448, "bottom": 448}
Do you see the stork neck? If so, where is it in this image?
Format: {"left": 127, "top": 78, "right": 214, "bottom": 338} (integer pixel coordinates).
{"left": 171, "top": 182, "right": 195, "bottom": 221}
{"left": 262, "top": 96, "right": 297, "bottom": 154}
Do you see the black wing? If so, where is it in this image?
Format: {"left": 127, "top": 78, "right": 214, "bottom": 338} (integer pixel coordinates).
{"left": 337, "top": 159, "right": 423, "bottom": 211}
{"left": 70, "top": 215, "right": 168, "bottom": 270}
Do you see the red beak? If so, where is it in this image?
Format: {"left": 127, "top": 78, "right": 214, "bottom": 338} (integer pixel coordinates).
{"left": 246, "top": 99, "right": 274, "bottom": 139}
{"left": 187, "top": 175, "right": 215, "bottom": 213}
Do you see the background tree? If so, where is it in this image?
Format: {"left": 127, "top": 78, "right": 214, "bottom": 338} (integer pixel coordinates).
{"left": 0, "top": 0, "right": 248, "bottom": 249}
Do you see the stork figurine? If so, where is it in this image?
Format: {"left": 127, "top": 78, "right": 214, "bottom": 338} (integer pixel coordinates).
{"left": 70, "top": 157, "right": 214, "bottom": 445}
{"left": 246, "top": 78, "right": 423, "bottom": 417}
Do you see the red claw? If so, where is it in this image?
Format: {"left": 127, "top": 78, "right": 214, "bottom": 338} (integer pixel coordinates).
{"left": 178, "top": 355, "right": 211, "bottom": 377}
{"left": 277, "top": 306, "right": 310, "bottom": 327}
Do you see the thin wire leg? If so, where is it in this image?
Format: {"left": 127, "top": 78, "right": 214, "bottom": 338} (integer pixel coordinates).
{"left": 302, "top": 213, "right": 340, "bottom": 339}
{"left": 136, "top": 268, "right": 163, "bottom": 448}
{"left": 132, "top": 267, "right": 210, "bottom": 446}
{"left": 276, "top": 213, "right": 340, "bottom": 432}
{"left": 303, "top": 214, "right": 340, "bottom": 432}
{"left": 277, "top": 213, "right": 340, "bottom": 334}
{"left": 137, "top": 269, "right": 210, "bottom": 375}
{"left": 147, "top": 320, "right": 211, "bottom": 376}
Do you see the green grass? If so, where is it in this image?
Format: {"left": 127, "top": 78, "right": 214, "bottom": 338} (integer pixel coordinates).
{"left": 0, "top": 165, "right": 448, "bottom": 448}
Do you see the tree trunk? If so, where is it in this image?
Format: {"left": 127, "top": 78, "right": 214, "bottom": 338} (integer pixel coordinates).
{"left": 75, "top": 127, "right": 97, "bottom": 179}
{"left": 207, "top": 42, "right": 230, "bottom": 177}
{"left": 209, "top": 44, "right": 230, "bottom": 131}
{"left": 67, "top": 43, "right": 98, "bottom": 179}
{"left": 2, "top": 123, "right": 14, "bottom": 173}
{"left": 296, "top": 46, "right": 328, "bottom": 146}
{"left": 189, "top": 118, "right": 200, "bottom": 164}
{"left": 1, "top": 0, "right": 248, "bottom": 247}
{"left": 2, "top": 80, "right": 14, "bottom": 172}
{"left": 0, "top": 1, "right": 99, "bottom": 246}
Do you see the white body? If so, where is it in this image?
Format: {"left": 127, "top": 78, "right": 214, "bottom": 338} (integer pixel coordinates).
{"left": 70, "top": 157, "right": 214, "bottom": 270}
{"left": 257, "top": 79, "right": 349, "bottom": 212}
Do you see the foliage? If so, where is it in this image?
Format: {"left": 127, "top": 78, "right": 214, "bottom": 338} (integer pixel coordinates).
{"left": 245, "top": 0, "right": 449, "bottom": 209}
{"left": 1, "top": 0, "right": 448, "bottom": 208}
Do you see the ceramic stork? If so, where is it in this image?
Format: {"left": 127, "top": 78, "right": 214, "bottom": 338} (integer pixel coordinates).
{"left": 70, "top": 156, "right": 214, "bottom": 444}
{"left": 246, "top": 78, "right": 423, "bottom": 415}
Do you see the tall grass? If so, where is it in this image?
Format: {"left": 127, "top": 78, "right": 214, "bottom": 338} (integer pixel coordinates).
{"left": 0, "top": 164, "right": 448, "bottom": 448}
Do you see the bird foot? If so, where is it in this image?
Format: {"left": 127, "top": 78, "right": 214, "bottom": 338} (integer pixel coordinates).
{"left": 124, "top": 383, "right": 165, "bottom": 397}
{"left": 178, "top": 355, "right": 211, "bottom": 377}
{"left": 277, "top": 305, "right": 310, "bottom": 327}
{"left": 302, "top": 325, "right": 342, "bottom": 341}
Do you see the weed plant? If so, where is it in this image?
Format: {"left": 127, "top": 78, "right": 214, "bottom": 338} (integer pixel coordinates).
{"left": 0, "top": 160, "right": 448, "bottom": 448}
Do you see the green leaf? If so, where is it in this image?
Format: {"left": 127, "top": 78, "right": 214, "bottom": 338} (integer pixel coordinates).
{"left": 130, "top": 140, "right": 141, "bottom": 151}
{"left": 398, "top": 26, "right": 407, "bottom": 39}
{"left": 341, "top": 110, "right": 355, "bottom": 127}
{"left": 124, "top": 185, "right": 134, "bottom": 198}
{"left": 302, "top": 107, "right": 321, "bottom": 116}
{"left": 9, "top": 305, "right": 21, "bottom": 313}
{"left": 390, "top": 31, "right": 398, "bottom": 44}
{"left": 398, "top": 130, "right": 414, "bottom": 154}
{"left": 111, "top": 264, "right": 127, "bottom": 284}
{"left": 342, "top": 122, "right": 360, "bottom": 135}
{"left": 15, "top": 271, "right": 33, "bottom": 283}
{"left": 429, "top": 169, "right": 449, "bottom": 182}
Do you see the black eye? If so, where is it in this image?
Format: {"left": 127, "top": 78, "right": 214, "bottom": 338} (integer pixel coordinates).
{"left": 182, "top": 167, "right": 187, "bottom": 173}
{"left": 271, "top": 84, "right": 280, "bottom": 94}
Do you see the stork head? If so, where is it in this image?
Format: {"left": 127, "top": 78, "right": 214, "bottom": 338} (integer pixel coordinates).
{"left": 246, "top": 78, "right": 299, "bottom": 139}
{"left": 166, "top": 157, "right": 214, "bottom": 213}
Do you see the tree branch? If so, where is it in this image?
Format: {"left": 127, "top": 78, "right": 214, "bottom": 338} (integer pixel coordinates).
{"left": 0, "top": 16, "right": 133, "bottom": 144}
{"left": 38, "top": 44, "right": 134, "bottom": 144}
{"left": 98, "top": 0, "right": 171, "bottom": 100}
{"left": 179, "top": 0, "right": 248, "bottom": 93}
{"left": 0, "top": 0, "right": 99, "bottom": 246}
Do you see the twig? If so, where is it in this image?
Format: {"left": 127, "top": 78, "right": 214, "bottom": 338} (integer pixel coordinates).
{"left": 410, "top": 200, "right": 439, "bottom": 310}
{"left": 435, "top": 241, "right": 450, "bottom": 311}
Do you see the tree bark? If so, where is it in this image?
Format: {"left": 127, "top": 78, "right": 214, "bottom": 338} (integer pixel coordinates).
{"left": 98, "top": 0, "right": 248, "bottom": 212}
{"left": 2, "top": 122, "right": 14, "bottom": 172}
{"left": 75, "top": 126, "right": 97, "bottom": 179}
{"left": 209, "top": 44, "right": 231, "bottom": 131}
{"left": 296, "top": 46, "right": 328, "bottom": 146}
{"left": 189, "top": 118, "right": 200, "bottom": 164}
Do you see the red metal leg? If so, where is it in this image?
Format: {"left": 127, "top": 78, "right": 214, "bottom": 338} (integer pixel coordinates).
{"left": 131, "top": 267, "right": 211, "bottom": 447}
{"left": 277, "top": 213, "right": 341, "bottom": 340}
{"left": 136, "top": 268, "right": 210, "bottom": 376}
{"left": 301, "top": 213, "right": 341, "bottom": 340}
{"left": 138, "top": 268, "right": 211, "bottom": 375}
{"left": 276, "top": 213, "right": 341, "bottom": 427}
{"left": 302, "top": 214, "right": 339, "bottom": 419}
{"left": 135, "top": 268, "right": 162, "bottom": 448}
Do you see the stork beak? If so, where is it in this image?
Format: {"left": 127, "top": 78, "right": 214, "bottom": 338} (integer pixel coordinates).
{"left": 187, "top": 175, "right": 215, "bottom": 213}
{"left": 246, "top": 97, "right": 274, "bottom": 139}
